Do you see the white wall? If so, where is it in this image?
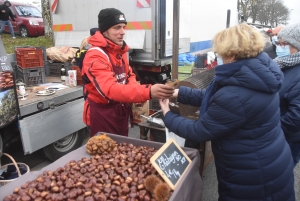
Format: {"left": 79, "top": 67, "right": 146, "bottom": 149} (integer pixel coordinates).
{"left": 190, "top": 0, "right": 238, "bottom": 43}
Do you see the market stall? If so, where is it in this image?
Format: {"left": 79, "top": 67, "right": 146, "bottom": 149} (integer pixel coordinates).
{"left": 0, "top": 133, "right": 203, "bottom": 201}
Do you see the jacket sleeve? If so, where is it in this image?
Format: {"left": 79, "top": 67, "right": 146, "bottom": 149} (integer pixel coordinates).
{"left": 177, "top": 86, "right": 206, "bottom": 107}
{"left": 164, "top": 92, "right": 247, "bottom": 143}
{"left": 280, "top": 85, "right": 300, "bottom": 139}
{"left": 84, "top": 50, "right": 151, "bottom": 103}
{"left": 9, "top": 9, "right": 15, "bottom": 21}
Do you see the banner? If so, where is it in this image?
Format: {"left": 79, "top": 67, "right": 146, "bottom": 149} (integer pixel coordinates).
{"left": 0, "top": 39, "right": 19, "bottom": 128}
{"left": 137, "top": 0, "right": 150, "bottom": 8}
{"left": 51, "top": 0, "right": 59, "bottom": 13}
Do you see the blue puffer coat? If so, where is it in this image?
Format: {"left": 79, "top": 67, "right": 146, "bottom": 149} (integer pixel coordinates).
{"left": 164, "top": 52, "right": 295, "bottom": 201}
{"left": 277, "top": 62, "right": 300, "bottom": 143}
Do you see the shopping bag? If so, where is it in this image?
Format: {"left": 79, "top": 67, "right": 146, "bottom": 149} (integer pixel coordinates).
{"left": 165, "top": 128, "right": 186, "bottom": 147}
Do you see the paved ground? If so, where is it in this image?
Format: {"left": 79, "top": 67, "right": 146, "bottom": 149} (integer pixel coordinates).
{"left": 2, "top": 125, "right": 300, "bottom": 200}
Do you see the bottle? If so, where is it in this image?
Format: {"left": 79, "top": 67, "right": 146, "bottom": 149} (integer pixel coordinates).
{"left": 60, "top": 64, "right": 66, "bottom": 84}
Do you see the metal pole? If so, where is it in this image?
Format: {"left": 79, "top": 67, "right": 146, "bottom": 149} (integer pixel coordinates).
{"left": 226, "top": 9, "right": 231, "bottom": 28}
{"left": 172, "top": 0, "right": 180, "bottom": 80}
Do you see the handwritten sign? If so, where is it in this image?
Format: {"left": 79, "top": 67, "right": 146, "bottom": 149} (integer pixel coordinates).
{"left": 150, "top": 138, "right": 192, "bottom": 190}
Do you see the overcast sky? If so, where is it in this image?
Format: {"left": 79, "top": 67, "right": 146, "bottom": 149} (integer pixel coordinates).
{"left": 283, "top": 0, "right": 300, "bottom": 25}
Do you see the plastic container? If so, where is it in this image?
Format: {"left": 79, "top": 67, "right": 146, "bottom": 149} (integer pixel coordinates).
{"left": 192, "top": 67, "right": 206, "bottom": 75}
{"left": 149, "top": 99, "right": 161, "bottom": 111}
{"left": 49, "top": 62, "right": 72, "bottom": 77}
{"left": 15, "top": 48, "right": 44, "bottom": 68}
{"left": 17, "top": 66, "right": 45, "bottom": 86}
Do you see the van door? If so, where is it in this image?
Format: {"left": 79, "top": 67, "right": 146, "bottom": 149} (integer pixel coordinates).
{"left": 8, "top": 6, "right": 18, "bottom": 33}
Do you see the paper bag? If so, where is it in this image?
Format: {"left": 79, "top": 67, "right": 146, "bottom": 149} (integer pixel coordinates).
{"left": 132, "top": 101, "right": 149, "bottom": 124}
{"left": 165, "top": 128, "right": 186, "bottom": 147}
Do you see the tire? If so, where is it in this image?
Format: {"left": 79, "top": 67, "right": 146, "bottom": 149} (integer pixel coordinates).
{"left": 42, "top": 128, "right": 86, "bottom": 161}
{"left": 20, "top": 26, "right": 29, "bottom": 37}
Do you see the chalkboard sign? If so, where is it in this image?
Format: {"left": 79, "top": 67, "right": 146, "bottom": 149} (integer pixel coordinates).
{"left": 0, "top": 38, "right": 19, "bottom": 128}
{"left": 150, "top": 138, "right": 192, "bottom": 190}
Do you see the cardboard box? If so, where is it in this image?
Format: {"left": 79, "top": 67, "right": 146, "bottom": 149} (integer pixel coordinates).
{"left": 132, "top": 101, "right": 149, "bottom": 124}
{"left": 0, "top": 133, "right": 203, "bottom": 201}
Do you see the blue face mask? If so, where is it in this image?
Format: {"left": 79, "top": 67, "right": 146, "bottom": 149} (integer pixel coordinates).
{"left": 272, "top": 36, "right": 278, "bottom": 45}
{"left": 217, "top": 57, "right": 223, "bottom": 65}
{"left": 276, "top": 45, "right": 290, "bottom": 58}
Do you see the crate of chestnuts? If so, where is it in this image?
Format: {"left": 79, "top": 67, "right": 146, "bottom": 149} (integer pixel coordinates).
{"left": 0, "top": 133, "right": 203, "bottom": 201}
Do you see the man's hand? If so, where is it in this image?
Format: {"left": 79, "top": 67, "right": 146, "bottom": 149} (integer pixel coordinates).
{"left": 2, "top": 10, "right": 6, "bottom": 13}
{"left": 150, "top": 84, "right": 174, "bottom": 99}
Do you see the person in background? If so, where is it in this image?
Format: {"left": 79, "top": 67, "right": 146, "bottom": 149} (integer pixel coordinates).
{"left": 159, "top": 23, "right": 295, "bottom": 201}
{"left": 81, "top": 8, "right": 174, "bottom": 137}
{"left": 0, "top": 1, "right": 15, "bottom": 39}
{"left": 264, "top": 25, "right": 285, "bottom": 59}
{"left": 274, "top": 23, "right": 300, "bottom": 167}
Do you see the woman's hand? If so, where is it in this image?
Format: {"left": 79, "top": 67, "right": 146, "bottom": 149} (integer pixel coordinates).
{"left": 159, "top": 99, "right": 170, "bottom": 116}
{"left": 171, "top": 89, "right": 179, "bottom": 98}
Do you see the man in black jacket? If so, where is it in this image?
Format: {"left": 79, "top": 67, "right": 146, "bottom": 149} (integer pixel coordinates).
{"left": 0, "top": 1, "right": 16, "bottom": 38}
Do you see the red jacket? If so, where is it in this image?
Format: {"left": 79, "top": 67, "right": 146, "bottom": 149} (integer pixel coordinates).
{"left": 82, "top": 31, "right": 151, "bottom": 126}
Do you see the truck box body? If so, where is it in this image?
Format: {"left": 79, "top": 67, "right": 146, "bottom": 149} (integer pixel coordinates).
{"left": 51, "top": 0, "right": 238, "bottom": 66}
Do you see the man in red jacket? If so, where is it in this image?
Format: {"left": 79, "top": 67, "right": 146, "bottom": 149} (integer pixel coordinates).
{"left": 82, "top": 8, "right": 174, "bottom": 137}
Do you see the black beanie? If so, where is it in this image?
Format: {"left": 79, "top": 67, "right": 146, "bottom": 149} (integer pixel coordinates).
{"left": 98, "top": 8, "right": 127, "bottom": 33}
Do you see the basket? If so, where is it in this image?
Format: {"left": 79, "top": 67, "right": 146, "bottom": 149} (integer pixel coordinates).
{"left": 0, "top": 153, "right": 30, "bottom": 187}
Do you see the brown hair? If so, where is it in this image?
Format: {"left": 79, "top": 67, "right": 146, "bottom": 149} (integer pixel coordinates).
{"left": 213, "top": 23, "right": 266, "bottom": 60}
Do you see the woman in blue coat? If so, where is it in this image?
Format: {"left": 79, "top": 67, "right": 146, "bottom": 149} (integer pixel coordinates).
{"left": 160, "top": 23, "right": 295, "bottom": 201}
{"left": 274, "top": 23, "right": 300, "bottom": 167}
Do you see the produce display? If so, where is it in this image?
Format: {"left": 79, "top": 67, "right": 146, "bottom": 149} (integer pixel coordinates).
{"left": 0, "top": 72, "right": 14, "bottom": 89}
{"left": 2, "top": 135, "right": 172, "bottom": 201}
{"left": 86, "top": 134, "right": 116, "bottom": 155}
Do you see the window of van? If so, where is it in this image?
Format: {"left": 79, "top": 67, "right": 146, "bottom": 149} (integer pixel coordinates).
{"left": 15, "top": 5, "right": 42, "bottom": 18}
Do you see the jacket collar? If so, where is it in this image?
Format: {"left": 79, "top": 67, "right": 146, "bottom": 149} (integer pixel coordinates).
{"left": 88, "top": 31, "right": 130, "bottom": 54}
{"left": 215, "top": 52, "right": 283, "bottom": 94}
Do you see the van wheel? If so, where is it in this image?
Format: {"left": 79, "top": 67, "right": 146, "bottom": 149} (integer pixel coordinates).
{"left": 20, "top": 26, "right": 29, "bottom": 37}
{"left": 42, "top": 128, "right": 86, "bottom": 161}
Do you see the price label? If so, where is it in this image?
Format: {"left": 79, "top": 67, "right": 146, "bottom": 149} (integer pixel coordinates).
{"left": 150, "top": 138, "right": 192, "bottom": 190}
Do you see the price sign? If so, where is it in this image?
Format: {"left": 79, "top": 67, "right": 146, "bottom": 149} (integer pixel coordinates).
{"left": 150, "top": 138, "right": 192, "bottom": 190}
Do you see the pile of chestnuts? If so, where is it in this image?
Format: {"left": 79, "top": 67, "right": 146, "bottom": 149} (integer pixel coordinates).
{"left": 3, "top": 142, "right": 172, "bottom": 201}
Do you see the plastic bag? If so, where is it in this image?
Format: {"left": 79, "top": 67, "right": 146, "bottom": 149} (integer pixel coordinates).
{"left": 165, "top": 128, "right": 186, "bottom": 147}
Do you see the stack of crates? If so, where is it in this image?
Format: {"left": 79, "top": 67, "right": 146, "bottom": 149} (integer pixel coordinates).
{"left": 15, "top": 47, "right": 45, "bottom": 86}
{"left": 49, "top": 62, "right": 72, "bottom": 77}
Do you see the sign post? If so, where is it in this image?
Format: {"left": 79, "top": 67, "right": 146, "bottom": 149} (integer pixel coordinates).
{"left": 0, "top": 38, "right": 19, "bottom": 128}
{"left": 150, "top": 138, "right": 192, "bottom": 190}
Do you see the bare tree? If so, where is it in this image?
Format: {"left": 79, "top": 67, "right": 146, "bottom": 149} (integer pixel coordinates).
{"left": 41, "top": 0, "right": 53, "bottom": 38}
{"left": 238, "top": 0, "right": 290, "bottom": 26}
{"left": 239, "top": 0, "right": 252, "bottom": 22}
{"left": 272, "top": 1, "right": 289, "bottom": 26}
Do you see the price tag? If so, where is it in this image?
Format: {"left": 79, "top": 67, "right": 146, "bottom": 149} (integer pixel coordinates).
{"left": 150, "top": 138, "right": 192, "bottom": 190}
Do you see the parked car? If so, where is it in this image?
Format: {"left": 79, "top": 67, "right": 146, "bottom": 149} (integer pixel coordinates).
{"left": 0, "top": 0, "right": 44, "bottom": 37}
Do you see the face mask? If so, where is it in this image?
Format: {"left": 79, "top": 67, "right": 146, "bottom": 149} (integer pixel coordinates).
{"left": 217, "top": 57, "right": 223, "bottom": 65}
{"left": 272, "top": 36, "right": 278, "bottom": 45}
{"left": 276, "top": 45, "right": 290, "bottom": 58}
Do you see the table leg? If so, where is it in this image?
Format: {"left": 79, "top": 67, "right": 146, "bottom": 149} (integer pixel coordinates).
{"left": 139, "top": 126, "right": 149, "bottom": 140}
